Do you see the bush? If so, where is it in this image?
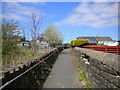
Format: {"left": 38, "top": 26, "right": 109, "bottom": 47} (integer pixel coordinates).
{"left": 97, "top": 43, "right": 104, "bottom": 45}
{"left": 70, "top": 39, "right": 89, "bottom": 46}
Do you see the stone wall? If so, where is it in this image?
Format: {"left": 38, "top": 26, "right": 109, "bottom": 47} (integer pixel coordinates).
{"left": 0, "top": 47, "right": 63, "bottom": 89}
{"left": 73, "top": 47, "right": 120, "bottom": 88}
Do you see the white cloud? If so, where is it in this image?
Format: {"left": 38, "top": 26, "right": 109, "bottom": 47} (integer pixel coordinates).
{"left": 4, "top": 13, "right": 25, "bottom": 21}
{"left": 2, "top": 2, "right": 44, "bottom": 22}
{"left": 55, "top": 2, "right": 118, "bottom": 28}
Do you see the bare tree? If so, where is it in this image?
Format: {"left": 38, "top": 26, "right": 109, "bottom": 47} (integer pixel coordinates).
{"left": 31, "top": 13, "right": 44, "bottom": 40}
{"left": 30, "top": 13, "right": 44, "bottom": 52}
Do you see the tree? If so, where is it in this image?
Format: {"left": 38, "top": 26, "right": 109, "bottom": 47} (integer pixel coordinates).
{"left": 43, "top": 25, "right": 63, "bottom": 44}
{"left": 2, "top": 18, "right": 21, "bottom": 55}
{"left": 29, "top": 13, "right": 44, "bottom": 52}
{"left": 2, "top": 18, "right": 22, "bottom": 65}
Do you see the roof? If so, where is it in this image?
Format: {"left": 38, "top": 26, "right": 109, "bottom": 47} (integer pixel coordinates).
{"left": 77, "top": 36, "right": 113, "bottom": 42}
{"left": 96, "top": 37, "right": 113, "bottom": 41}
{"left": 77, "top": 36, "right": 97, "bottom": 43}
{"left": 31, "top": 36, "right": 46, "bottom": 42}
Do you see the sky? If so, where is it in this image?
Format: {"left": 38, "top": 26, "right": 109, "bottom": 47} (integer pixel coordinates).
{"left": 1, "top": 1, "right": 119, "bottom": 43}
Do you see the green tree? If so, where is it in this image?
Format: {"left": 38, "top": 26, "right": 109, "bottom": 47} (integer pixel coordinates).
{"left": 2, "top": 18, "right": 21, "bottom": 64}
{"left": 44, "top": 25, "right": 63, "bottom": 44}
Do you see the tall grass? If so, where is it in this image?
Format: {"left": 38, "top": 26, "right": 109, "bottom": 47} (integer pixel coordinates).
{"left": 2, "top": 47, "right": 41, "bottom": 67}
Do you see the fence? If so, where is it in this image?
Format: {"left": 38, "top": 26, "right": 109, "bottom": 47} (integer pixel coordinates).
{"left": 82, "top": 46, "right": 120, "bottom": 55}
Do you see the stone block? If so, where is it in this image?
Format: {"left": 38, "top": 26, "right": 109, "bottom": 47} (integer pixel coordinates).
{"left": 100, "top": 64, "right": 117, "bottom": 75}
{"left": 108, "top": 74, "right": 120, "bottom": 87}
{"left": 104, "top": 79, "right": 119, "bottom": 88}
{"left": 112, "top": 55, "right": 120, "bottom": 73}
{"left": 101, "top": 70, "right": 110, "bottom": 82}
{"left": 91, "top": 66, "right": 97, "bottom": 73}
{"left": 90, "top": 71, "right": 95, "bottom": 80}
{"left": 118, "top": 76, "right": 120, "bottom": 88}
{"left": 97, "top": 68, "right": 102, "bottom": 76}
{"left": 90, "top": 65, "right": 93, "bottom": 71}
{"left": 107, "top": 81, "right": 119, "bottom": 88}
{"left": 100, "top": 71, "right": 119, "bottom": 87}
{"left": 85, "top": 64, "right": 90, "bottom": 70}
{"left": 89, "top": 58, "right": 102, "bottom": 70}
{"left": 92, "top": 82, "right": 99, "bottom": 88}
{"left": 95, "top": 73, "right": 105, "bottom": 86}
{"left": 89, "top": 58, "right": 95, "bottom": 66}
{"left": 94, "top": 77, "right": 105, "bottom": 88}
{"left": 89, "top": 65, "right": 92, "bottom": 70}
{"left": 103, "top": 54, "right": 118, "bottom": 71}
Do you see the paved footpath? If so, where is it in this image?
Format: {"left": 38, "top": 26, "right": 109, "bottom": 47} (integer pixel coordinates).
{"left": 43, "top": 49, "right": 81, "bottom": 88}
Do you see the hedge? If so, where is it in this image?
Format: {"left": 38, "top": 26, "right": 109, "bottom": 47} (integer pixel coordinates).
{"left": 70, "top": 39, "right": 89, "bottom": 46}
{"left": 97, "top": 43, "right": 104, "bottom": 45}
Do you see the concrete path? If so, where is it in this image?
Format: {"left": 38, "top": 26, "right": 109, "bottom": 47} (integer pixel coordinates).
{"left": 43, "top": 49, "right": 81, "bottom": 88}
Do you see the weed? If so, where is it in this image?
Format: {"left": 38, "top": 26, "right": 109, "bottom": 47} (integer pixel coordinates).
{"left": 70, "top": 49, "right": 93, "bottom": 88}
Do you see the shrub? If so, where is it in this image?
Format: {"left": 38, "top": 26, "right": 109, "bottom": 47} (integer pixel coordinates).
{"left": 70, "top": 39, "right": 89, "bottom": 46}
{"left": 97, "top": 43, "right": 104, "bottom": 45}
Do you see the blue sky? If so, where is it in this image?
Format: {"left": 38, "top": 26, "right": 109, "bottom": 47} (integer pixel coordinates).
{"left": 2, "top": 2, "right": 119, "bottom": 43}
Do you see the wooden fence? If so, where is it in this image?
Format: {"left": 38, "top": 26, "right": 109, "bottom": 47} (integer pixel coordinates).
{"left": 82, "top": 45, "right": 120, "bottom": 55}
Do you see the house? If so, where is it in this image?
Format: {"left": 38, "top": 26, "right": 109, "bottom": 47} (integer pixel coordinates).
{"left": 117, "top": 40, "right": 120, "bottom": 46}
{"left": 96, "top": 37, "right": 118, "bottom": 46}
{"left": 17, "top": 40, "right": 31, "bottom": 48}
{"left": 31, "top": 36, "right": 49, "bottom": 50}
{"left": 100, "top": 41, "right": 118, "bottom": 46}
{"left": 76, "top": 36, "right": 118, "bottom": 46}
{"left": 38, "top": 41, "right": 49, "bottom": 49}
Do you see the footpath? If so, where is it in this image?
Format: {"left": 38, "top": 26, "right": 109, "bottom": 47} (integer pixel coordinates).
{"left": 43, "top": 48, "right": 81, "bottom": 88}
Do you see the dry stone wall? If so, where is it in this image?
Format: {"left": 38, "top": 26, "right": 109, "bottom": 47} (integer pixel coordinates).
{"left": 0, "top": 47, "right": 63, "bottom": 89}
{"left": 73, "top": 47, "right": 120, "bottom": 88}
